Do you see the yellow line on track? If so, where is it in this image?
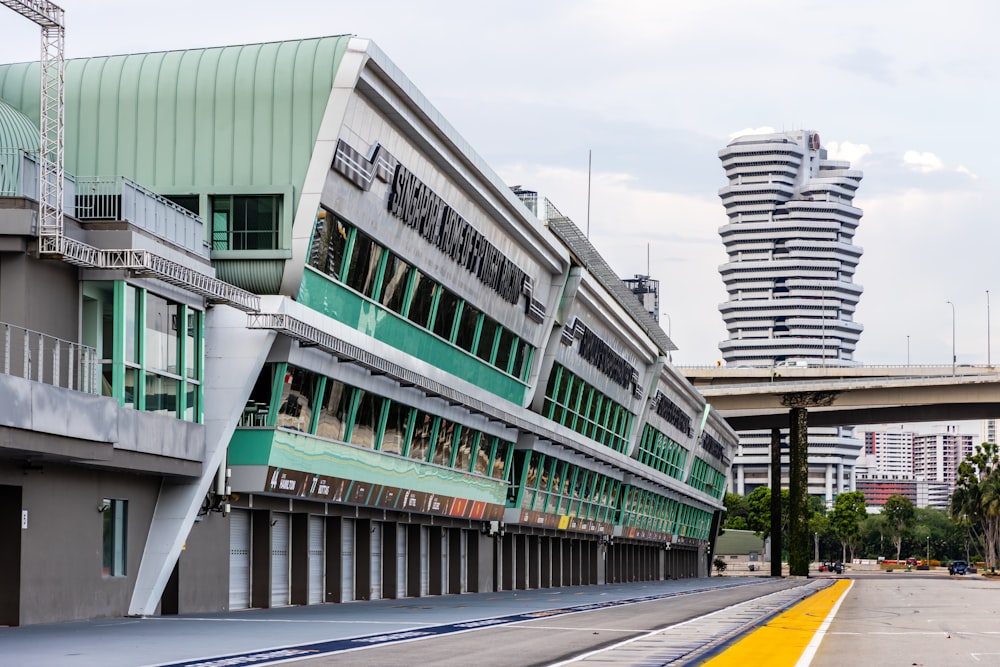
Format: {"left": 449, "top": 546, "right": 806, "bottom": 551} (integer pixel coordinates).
{"left": 702, "top": 579, "right": 852, "bottom": 667}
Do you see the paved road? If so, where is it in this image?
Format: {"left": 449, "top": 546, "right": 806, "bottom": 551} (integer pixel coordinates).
{"left": 812, "top": 572, "right": 1000, "bottom": 667}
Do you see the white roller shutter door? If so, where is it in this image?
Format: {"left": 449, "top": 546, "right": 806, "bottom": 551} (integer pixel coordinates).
{"left": 420, "top": 526, "right": 429, "bottom": 597}
{"left": 308, "top": 516, "right": 324, "bottom": 604}
{"left": 270, "top": 512, "right": 290, "bottom": 607}
{"left": 396, "top": 524, "right": 407, "bottom": 598}
{"left": 341, "top": 518, "right": 355, "bottom": 602}
{"left": 370, "top": 522, "right": 382, "bottom": 600}
{"left": 228, "top": 510, "right": 250, "bottom": 610}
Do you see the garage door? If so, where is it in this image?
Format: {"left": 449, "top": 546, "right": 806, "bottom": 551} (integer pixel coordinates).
{"left": 270, "top": 512, "right": 290, "bottom": 607}
{"left": 309, "top": 516, "right": 324, "bottom": 604}
{"left": 228, "top": 510, "right": 250, "bottom": 610}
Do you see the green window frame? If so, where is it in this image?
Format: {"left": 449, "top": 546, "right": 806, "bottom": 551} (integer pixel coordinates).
{"left": 101, "top": 498, "right": 127, "bottom": 577}
{"left": 211, "top": 194, "right": 281, "bottom": 250}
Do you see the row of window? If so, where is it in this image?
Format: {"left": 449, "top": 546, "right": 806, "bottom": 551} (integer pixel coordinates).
{"left": 636, "top": 424, "right": 689, "bottom": 481}
{"left": 687, "top": 458, "right": 728, "bottom": 500}
{"left": 308, "top": 211, "right": 534, "bottom": 381}
{"left": 166, "top": 194, "right": 282, "bottom": 252}
{"left": 619, "top": 486, "right": 712, "bottom": 541}
{"left": 511, "top": 451, "right": 621, "bottom": 524}
{"left": 541, "top": 364, "right": 634, "bottom": 454}
{"left": 82, "top": 281, "right": 203, "bottom": 421}
{"left": 243, "top": 363, "right": 513, "bottom": 481}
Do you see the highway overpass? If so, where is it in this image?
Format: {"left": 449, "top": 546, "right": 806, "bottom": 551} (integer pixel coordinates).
{"left": 682, "top": 365, "right": 1000, "bottom": 430}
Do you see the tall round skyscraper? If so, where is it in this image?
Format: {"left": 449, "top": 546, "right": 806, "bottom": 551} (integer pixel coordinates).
{"left": 717, "top": 130, "right": 864, "bottom": 503}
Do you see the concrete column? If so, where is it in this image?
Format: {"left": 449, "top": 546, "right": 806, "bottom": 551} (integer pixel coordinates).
{"left": 737, "top": 465, "right": 745, "bottom": 495}
{"left": 788, "top": 407, "right": 810, "bottom": 576}
{"left": 825, "top": 464, "right": 834, "bottom": 507}
{"left": 837, "top": 462, "right": 844, "bottom": 495}
{"left": 770, "top": 428, "right": 783, "bottom": 577}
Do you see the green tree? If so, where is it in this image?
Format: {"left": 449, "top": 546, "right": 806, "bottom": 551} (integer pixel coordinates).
{"left": 745, "top": 487, "right": 789, "bottom": 539}
{"left": 722, "top": 492, "right": 749, "bottom": 530}
{"left": 951, "top": 442, "right": 1000, "bottom": 570}
{"left": 883, "top": 494, "right": 916, "bottom": 562}
{"left": 830, "top": 491, "right": 867, "bottom": 563}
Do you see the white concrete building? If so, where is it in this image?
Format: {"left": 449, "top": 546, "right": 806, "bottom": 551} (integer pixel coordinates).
{"left": 913, "top": 425, "right": 976, "bottom": 488}
{"left": 862, "top": 425, "right": 915, "bottom": 476}
{"left": 717, "top": 130, "right": 864, "bottom": 504}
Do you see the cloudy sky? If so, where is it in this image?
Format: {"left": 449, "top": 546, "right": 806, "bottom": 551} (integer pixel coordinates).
{"left": 1, "top": 0, "right": 997, "bottom": 369}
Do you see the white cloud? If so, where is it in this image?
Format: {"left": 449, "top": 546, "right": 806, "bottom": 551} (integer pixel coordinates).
{"left": 902, "top": 150, "right": 944, "bottom": 173}
{"left": 826, "top": 141, "right": 872, "bottom": 166}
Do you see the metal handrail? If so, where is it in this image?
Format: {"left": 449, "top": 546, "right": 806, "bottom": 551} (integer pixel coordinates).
{"left": 0, "top": 321, "right": 99, "bottom": 394}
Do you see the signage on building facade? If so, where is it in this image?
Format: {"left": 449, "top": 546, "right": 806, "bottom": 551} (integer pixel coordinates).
{"left": 651, "top": 391, "right": 693, "bottom": 438}
{"left": 561, "top": 317, "right": 642, "bottom": 398}
{"left": 331, "top": 138, "right": 546, "bottom": 322}
{"left": 265, "top": 466, "right": 505, "bottom": 521}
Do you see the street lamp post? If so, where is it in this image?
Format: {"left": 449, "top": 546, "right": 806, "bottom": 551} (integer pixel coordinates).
{"left": 947, "top": 301, "right": 956, "bottom": 376}
{"left": 926, "top": 535, "right": 930, "bottom": 564}
{"left": 907, "top": 335, "right": 910, "bottom": 366}
{"left": 988, "top": 290, "right": 991, "bottom": 368}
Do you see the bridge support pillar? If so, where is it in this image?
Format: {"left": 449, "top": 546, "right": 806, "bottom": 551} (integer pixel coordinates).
{"left": 788, "top": 406, "right": 810, "bottom": 576}
{"left": 770, "top": 427, "right": 782, "bottom": 577}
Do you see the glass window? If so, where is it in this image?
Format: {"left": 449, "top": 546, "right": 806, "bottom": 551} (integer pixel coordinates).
{"left": 378, "top": 253, "right": 411, "bottom": 314}
{"left": 123, "top": 368, "right": 137, "bottom": 410}
{"left": 308, "top": 210, "right": 349, "bottom": 280}
{"left": 277, "top": 366, "right": 318, "bottom": 432}
{"left": 349, "top": 389, "right": 382, "bottom": 449}
{"left": 144, "top": 373, "right": 178, "bottom": 415}
{"left": 495, "top": 329, "right": 516, "bottom": 374}
{"left": 381, "top": 400, "right": 410, "bottom": 455}
{"left": 432, "top": 419, "right": 456, "bottom": 466}
{"left": 473, "top": 435, "right": 494, "bottom": 476}
{"left": 407, "top": 410, "right": 434, "bottom": 462}
{"left": 455, "top": 302, "right": 480, "bottom": 352}
{"left": 144, "top": 293, "right": 179, "bottom": 375}
{"left": 124, "top": 284, "right": 139, "bottom": 365}
{"left": 406, "top": 270, "right": 437, "bottom": 329}
{"left": 101, "top": 498, "right": 127, "bottom": 577}
{"left": 344, "top": 232, "right": 383, "bottom": 298}
{"left": 185, "top": 308, "right": 200, "bottom": 380}
{"left": 476, "top": 316, "right": 499, "bottom": 362}
{"left": 491, "top": 439, "right": 513, "bottom": 481}
{"left": 453, "top": 427, "right": 478, "bottom": 472}
{"left": 316, "top": 380, "right": 351, "bottom": 441}
{"left": 211, "top": 195, "right": 280, "bottom": 250}
{"left": 432, "top": 289, "right": 460, "bottom": 341}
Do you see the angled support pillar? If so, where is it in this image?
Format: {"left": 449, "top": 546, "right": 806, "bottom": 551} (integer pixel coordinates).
{"left": 770, "top": 427, "right": 782, "bottom": 577}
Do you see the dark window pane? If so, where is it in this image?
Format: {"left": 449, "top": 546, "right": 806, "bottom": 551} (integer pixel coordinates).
{"left": 309, "top": 211, "right": 348, "bottom": 280}
{"left": 432, "top": 419, "right": 455, "bottom": 466}
{"left": 316, "top": 380, "right": 352, "bottom": 442}
{"left": 408, "top": 410, "right": 434, "bottom": 462}
{"left": 495, "top": 328, "right": 515, "bottom": 373}
{"left": 407, "top": 271, "right": 437, "bottom": 329}
{"left": 455, "top": 303, "right": 480, "bottom": 352}
{"left": 433, "top": 289, "right": 460, "bottom": 341}
{"left": 476, "top": 316, "right": 499, "bottom": 362}
{"left": 381, "top": 400, "right": 410, "bottom": 455}
{"left": 277, "top": 366, "right": 318, "bottom": 432}
{"left": 378, "top": 254, "right": 410, "bottom": 314}
{"left": 344, "top": 232, "right": 383, "bottom": 298}
{"left": 350, "top": 390, "right": 382, "bottom": 449}
{"left": 453, "top": 427, "right": 477, "bottom": 472}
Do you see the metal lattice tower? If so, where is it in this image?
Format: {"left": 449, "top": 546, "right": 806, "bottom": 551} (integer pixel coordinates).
{"left": 0, "top": 1, "right": 65, "bottom": 254}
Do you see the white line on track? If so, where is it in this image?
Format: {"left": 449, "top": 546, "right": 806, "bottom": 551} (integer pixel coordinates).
{"left": 795, "top": 580, "right": 853, "bottom": 667}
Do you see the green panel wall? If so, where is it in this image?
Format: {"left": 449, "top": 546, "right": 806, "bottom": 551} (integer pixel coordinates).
{"left": 0, "top": 36, "right": 351, "bottom": 210}
{"left": 299, "top": 269, "right": 529, "bottom": 403}
{"left": 229, "top": 429, "right": 507, "bottom": 505}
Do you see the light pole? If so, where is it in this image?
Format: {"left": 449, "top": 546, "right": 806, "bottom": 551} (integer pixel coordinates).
{"left": 907, "top": 335, "right": 910, "bottom": 366}
{"left": 926, "top": 535, "right": 930, "bottom": 564}
{"left": 947, "top": 300, "right": 956, "bottom": 376}
{"left": 988, "top": 290, "right": 991, "bottom": 367}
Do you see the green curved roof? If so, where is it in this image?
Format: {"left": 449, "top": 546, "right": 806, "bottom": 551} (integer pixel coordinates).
{"left": 0, "top": 97, "right": 39, "bottom": 151}
{"left": 0, "top": 36, "right": 352, "bottom": 205}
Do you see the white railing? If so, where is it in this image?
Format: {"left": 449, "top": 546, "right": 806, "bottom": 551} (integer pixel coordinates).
{"left": 0, "top": 148, "right": 76, "bottom": 213}
{"left": 0, "top": 321, "right": 100, "bottom": 395}
{"left": 74, "top": 175, "right": 208, "bottom": 256}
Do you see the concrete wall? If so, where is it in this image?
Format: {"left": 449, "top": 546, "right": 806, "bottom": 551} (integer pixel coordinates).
{"left": 176, "top": 511, "right": 230, "bottom": 613}
{"left": 2, "top": 462, "right": 160, "bottom": 625}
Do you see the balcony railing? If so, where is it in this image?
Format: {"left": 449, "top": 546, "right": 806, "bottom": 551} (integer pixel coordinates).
{"left": 0, "top": 148, "right": 77, "bottom": 214}
{"left": 0, "top": 322, "right": 100, "bottom": 395}
{"left": 75, "top": 176, "right": 208, "bottom": 257}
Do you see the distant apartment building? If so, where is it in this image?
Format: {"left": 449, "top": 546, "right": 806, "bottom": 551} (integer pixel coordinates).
{"left": 717, "top": 130, "right": 864, "bottom": 503}
{"left": 863, "top": 425, "right": 915, "bottom": 476}
{"left": 912, "top": 425, "right": 976, "bottom": 487}
{"left": 854, "top": 473, "right": 951, "bottom": 511}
